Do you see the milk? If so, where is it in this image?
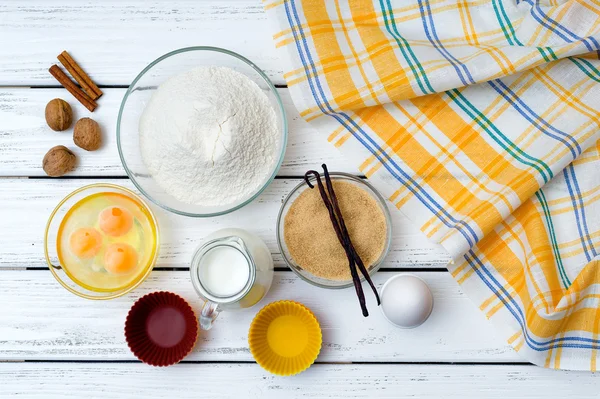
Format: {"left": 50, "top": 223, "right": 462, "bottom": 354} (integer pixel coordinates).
{"left": 191, "top": 228, "right": 275, "bottom": 330}
{"left": 198, "top": 245, "right": 250, "bottom": 297}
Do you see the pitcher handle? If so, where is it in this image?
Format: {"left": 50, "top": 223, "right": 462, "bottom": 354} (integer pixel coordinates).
{"left": 200, "top": 301, "right": 221, "bottom": 330}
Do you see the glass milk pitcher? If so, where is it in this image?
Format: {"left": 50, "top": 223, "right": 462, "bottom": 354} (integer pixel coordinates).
{"left": 190, "top": 228, "right": 274, "bottom": 330}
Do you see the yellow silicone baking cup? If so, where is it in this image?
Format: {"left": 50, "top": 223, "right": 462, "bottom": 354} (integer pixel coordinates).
{"left": 249, "top": 300, "right": 322, "bottom": 376}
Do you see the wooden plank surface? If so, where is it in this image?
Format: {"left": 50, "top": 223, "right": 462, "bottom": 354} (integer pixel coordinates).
{"left": 0, "top": 178, "right": 450, "bottom": 269}
{"left": 3, "top": 1, "right": 579, "bottom": 395}
{"left": 0, "top": 1, "right": 284, "bottom": 85}
{"left": 3, "top": 363, "right": 600, "bottom": 399}
{"left": 0, "top": 88, "right": 351, "bottom": 176}
{"left": 0, "top": 270, "right": 516, "bottom": 362}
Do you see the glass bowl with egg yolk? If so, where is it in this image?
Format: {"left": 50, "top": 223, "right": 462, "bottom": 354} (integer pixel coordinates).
{"left": 44, "top": 184, "right": 159, "bottom": 300}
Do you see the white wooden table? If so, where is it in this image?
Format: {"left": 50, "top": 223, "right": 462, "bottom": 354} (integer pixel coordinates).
{"left": 1, "top": 2, "right": 599, "bottom": 397}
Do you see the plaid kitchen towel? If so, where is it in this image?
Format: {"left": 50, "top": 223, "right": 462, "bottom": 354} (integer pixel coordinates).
{"left": 264, "top": 0, "right": 600, "bottom": 370}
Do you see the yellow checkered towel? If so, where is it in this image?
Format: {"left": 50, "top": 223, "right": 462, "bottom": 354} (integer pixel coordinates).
{"left": 264, "top": 0, "right": 600, "bottom": 370}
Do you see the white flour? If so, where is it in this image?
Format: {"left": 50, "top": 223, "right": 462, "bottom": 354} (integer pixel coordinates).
{"left": 139, "top": 66, "right": 279, "bottom": 207}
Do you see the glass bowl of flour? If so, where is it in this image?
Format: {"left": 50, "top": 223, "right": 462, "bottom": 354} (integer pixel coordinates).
{"left": 117, "top": 47, "right": 287, "bottom": 217}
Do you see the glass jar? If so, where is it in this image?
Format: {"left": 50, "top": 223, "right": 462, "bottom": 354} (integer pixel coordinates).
{"left": 190, "top": 228, "right": 274, "bottom": 330}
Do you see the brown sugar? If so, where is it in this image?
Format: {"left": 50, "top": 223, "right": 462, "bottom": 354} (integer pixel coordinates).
{"left": 283, "top": 180, "right": 388, "bottom": 281}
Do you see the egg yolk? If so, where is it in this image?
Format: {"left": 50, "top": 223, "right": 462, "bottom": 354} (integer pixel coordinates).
{"left": 99, "top": 206, "right": 133, "bottom": 237}
{"left": 69, "top": 227, "right": 103, "bottom": 259}
{"left": 104, "top": 243, "right": 138, "bottom": 275}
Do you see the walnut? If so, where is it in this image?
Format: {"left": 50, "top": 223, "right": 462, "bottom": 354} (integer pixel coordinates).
{"left": 73, "top": 117, "right": 102, "bottom": 151}
{"left": 45, "top": 98, "right": 73, "bottom": 131}
{"left": 42, "top": 145, "right": 76, "bottom": 177}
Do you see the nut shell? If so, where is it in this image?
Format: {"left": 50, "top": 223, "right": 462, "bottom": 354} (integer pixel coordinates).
{"left": 42, "top": 145, "right": 76, "bottom": 177}
{"left": 73, "top": 117, "right": 102, "bottom": 151}
{"left": 45, "top": 98, "right": 72, "bottom": 131}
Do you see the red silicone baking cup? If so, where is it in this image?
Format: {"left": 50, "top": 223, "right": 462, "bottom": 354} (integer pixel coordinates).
{"left": 125, "top": 291, "right": 198, "bottom": 367}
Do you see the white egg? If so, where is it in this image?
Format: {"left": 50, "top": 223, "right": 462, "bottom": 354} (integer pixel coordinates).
{"left": 380, "top": 274, "right": 433, "bottom": 328}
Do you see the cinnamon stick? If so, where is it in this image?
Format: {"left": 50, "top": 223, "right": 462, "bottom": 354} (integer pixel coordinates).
{"left": 57, "top": 51, "right": 103, "bottom": 100}
{"left": 49, "top": 65, "right": 97, "bottom": 112}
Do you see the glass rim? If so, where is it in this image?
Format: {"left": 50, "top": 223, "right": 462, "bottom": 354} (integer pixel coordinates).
{"left": 44, "top": 183, "right": 160, "bottom": 300}
{"left": 116, "top": 46, "right": 289, "bottom": 217}
{"left": 276, "top": 172, "right": 392, "bottom": 289}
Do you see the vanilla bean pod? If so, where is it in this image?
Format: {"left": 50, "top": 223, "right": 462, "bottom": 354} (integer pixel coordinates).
{"left": 304, "top": 170, "right": 368, "bottom": 316}
{"left": 321, "top": 164, "right": 381, "bottom": 306}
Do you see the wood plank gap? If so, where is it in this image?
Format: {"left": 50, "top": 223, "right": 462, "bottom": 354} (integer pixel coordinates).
{"left": 28, "top": 85, "right": 129, "bottom": 90}
{"left": 18, "top": 360, "right": 531, "bottom": 366}
{"left": 3, "top": 84, "right": 290, "bottom": 89}
{"left": 272, "top": 175, "right": 367, "bottom": 180}
{"left": 26, "top": 176, "right": 369, "bottom": 180}
{"left": 30, "top": 176, "right": 130, "bottom": 180}
{"left": 338, "top": 361, "right": 531, "bottom": 366}
{"left": 20, "top": 267, "right": 449, "bottom": 273}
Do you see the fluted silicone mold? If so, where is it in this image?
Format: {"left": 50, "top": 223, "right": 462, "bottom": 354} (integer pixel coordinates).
{"left": 249, "top": 300, "right": 322, "bottom": 376}
{"left": 125, "top": 291, "right": 198, "bottom": 366}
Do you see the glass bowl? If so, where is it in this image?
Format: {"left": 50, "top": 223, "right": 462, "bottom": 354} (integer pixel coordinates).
{"left": 44, "top": 184, "right": 159, "bottom": 300}
{"left": 117, "top": 46, "right": 288, "bottom": 217}
{"left": 276, "top": 173, "right": 392, "bottom": 289}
